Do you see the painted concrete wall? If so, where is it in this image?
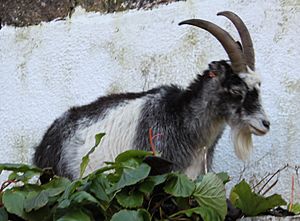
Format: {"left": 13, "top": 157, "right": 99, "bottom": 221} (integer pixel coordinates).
{"left": 0, "top": 0, "right": 299, "bottom": 200}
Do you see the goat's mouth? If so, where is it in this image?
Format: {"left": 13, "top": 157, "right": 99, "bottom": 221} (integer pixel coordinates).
{"left": 249, "top": 125, "right": 268, "bottom": 136}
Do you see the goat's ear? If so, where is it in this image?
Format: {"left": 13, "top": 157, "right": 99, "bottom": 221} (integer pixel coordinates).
{"left": 208, "top": 61, "right": 228, "bottom": 80}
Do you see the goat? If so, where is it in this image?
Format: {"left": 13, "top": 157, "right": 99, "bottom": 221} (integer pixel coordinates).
{"left": 34, "top": 11, "right": 270, "bottom": 180}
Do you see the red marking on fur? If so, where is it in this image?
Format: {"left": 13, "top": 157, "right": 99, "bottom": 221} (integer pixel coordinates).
{"left": 209, "top": 71, "right": 217, "bottom": 78}
{"left": 149, "top": 128, "right": 156, "bottom": 155}
{"left": 149, "top": 128, "right": 163, "bottom": 156}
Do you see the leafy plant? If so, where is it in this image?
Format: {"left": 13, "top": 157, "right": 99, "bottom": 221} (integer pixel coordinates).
{"left": 0, "top": 133, "right": 291, "bottom": 220}
{"left": 230, "top": 179, "right": 287, "bottom": 216}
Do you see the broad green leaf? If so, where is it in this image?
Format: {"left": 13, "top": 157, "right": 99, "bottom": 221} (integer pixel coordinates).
{"left": 0, "top": 207, "right": 8, "bottom": 221}
{"left": 57, "top": 199, "right": 71, "bottom": 209}
{"left": 116, "top": 189, "right": 144, "bottom": 208}
{"left": 193, "top": 173, "right": 227, "bottom": 221}
{"left": 57, "top": 208, "right": 91, "bottom": 221}
{"left": 42, "top": 177, "right": 71, "bottom": 197}
{"left": 108, "top": 163, "right": 151, "bottom": 193}
{"left": 0, "top": 163, "right": 42, "bottom": 173}
{"left": 80, "top": 133, "right": 105, "bottom": 178}
{"left": 230, "top": 179, "right": 286, "bottom": 216}
{"left": 57, "top": 180, "right": 84, "bottom": 208}
{"left": 170, "top": 206, "right": 219, "bottom": 221}
{"left": 139, "top": 174, "right": 168, "bottom": 193}
{"left": 114, "top": 150, "right": 152, "bottom": 164}
{"left": 89, "top": 174, "right": 112, "bottom": 202}
{"left": 24, "top": 190, "right": 49, "bottom": 212}
{"left": 70, "top": 191, "right": 99, "bottom": 205}
{"left": 164, "top": 173, "right": 195, "bottom": 197}
{"left": 111, "top": 209, "right": 151, "bottom": 221}
{"left": 2, "top": 189, "right": 26, "bottom": 218}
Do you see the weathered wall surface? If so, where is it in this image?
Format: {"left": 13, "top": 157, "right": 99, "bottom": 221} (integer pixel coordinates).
{"left": 0, "top": 0, "right": 299, "bottom": 200}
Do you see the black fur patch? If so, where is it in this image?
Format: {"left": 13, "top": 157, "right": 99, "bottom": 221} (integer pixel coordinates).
{"left": 243, "top": 88, "right": 260, "bottom": 114}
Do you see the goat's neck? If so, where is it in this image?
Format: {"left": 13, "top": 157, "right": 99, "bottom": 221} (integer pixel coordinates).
{"left": 183, "top": 84, "right": 226, "bottom": 149}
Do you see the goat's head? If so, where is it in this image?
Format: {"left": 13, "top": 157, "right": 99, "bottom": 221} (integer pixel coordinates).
{"left": 180, "top": 11, "right": 270, "bottom": 160}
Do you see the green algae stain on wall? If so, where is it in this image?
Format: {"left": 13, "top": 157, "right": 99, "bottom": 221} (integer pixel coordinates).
{"left": 10, "top": 134, "right": 31, "bottom": 164}
{"left": 14, "top": 28, "right": 42, "bottom": 89}
{"left": 274, "top": 0, "right": 300, "bottom": 43}
{"left": 106, "top": 81, "right": 123, "bottom": 94}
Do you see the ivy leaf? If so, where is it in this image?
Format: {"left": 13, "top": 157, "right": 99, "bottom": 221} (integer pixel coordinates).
{"left": 170, "top": 206, "right": 218, "bottom": 221}
{"left": 0, "top": 207, "right": 8, "bottom": 221}
{"left": 108, "top": 163, "right": 151, "bottom": 193}
{"left": 116, "top": 189, "right": 144, "bottom": 208}
{"left": 193, "top": 173, "right": 227, "bottom": 221}
{"left": 230, "top": 179, "right": 286, "bottom": 216}
{"left": 57, "top": 208, "right": 91, "bottom": 221}
{"left": 80, "top": 133, "right": 105, "bottom": 178}
{"left": 164, "top": 173, "right": 195, "bottom": 197}
{"left": 111, "top": 209, "right": 151, "bottom": 221}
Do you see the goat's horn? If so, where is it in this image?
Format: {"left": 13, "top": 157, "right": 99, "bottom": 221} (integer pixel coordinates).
{"left": 217, "top": 11, "right": 255, "bottom": 71}
{"left": 179, "top": 19, "right": 246, "bottom": 73}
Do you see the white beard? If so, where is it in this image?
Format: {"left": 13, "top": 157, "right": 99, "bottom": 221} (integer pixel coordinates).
{"left": 231, "top": 126, "right": 253, "bottom": 160}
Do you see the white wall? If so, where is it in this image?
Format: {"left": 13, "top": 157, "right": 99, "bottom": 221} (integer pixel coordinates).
{"left": 0, "top": 0, "right": 299, "bottom": 200}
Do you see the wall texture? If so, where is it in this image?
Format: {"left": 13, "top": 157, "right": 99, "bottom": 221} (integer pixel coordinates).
{"left": 0, "top": 0, "right": 299, "bottom": 201}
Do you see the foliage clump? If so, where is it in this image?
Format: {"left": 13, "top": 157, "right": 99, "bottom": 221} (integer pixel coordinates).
{"left": 0, "top": 134, "right": 288, "bottom": 221}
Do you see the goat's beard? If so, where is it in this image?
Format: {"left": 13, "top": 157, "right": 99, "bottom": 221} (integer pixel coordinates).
{"left": 231, "top": 125, "right": 253, "bottom": 160}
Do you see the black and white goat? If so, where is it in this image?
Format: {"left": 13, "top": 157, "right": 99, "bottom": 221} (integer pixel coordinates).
{"left": 34, "top": 11, "right": 270, "bottom": 180}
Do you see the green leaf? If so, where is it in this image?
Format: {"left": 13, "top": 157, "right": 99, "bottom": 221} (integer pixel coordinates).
{"left": 8, "top": 170, "right": 40, "bottom": 183}
{"left": 170, "top": 206, "right": 219, "bottom": 221}
{"left": 114, "top": 150, "right": 152, "bottom": 164}
{"left": 216, "top": 172, "right": 230, "bottom": 184}
{"left": 139, "top": 174, "right": 167, "bottom": 194}
{"left": 89, "top": 174, "right": 112, "bottom": 202}
{"left": 288, "top": 203, "right": 300, "bottom": 214}
{"left": 164, "top": 173, "right": 195, "bottom": 197}
{"left": 42, "top": 177, "right": 71, "bottom": 197}
{"left": 0, "top": 207, "right": 8, "bottom": 221}
{"left": 70, "top": 191, "right": 99, "bottom": 205}
{"left": 116, "top": 189, "right": 144, "bottom": 208}
{"left": 230, "top": 179, "right": 286, "bottom": 216}
{"left": 80, "top": 133, "right": 105, "bottom": 178}
{"left": 193, "top": 173, "right": 227, "bottom": 221}
{"left": 57, "top": 209, "right": 91, "bottom": 221}
{"left": 57, "top": 180, "right": 84, "bottom": 208}
{"left": 2, "top": 189, "right": 26, "bottom": 218}
{"left": 0, "top": 163, "right": 42, "bottom": 173}
{"left": 111, "top": 209, "right": 151, "bottom": 221}
{"left": 108, "top": 163, "right": 151, "bottom": 193}
{"left": 24, "top": 190, "right": 49, "bottom": 212}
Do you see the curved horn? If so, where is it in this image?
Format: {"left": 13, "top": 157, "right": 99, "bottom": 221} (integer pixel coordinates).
{"left": 179, "top": 19, "right": 246, "bottom": 73}
{"left": 217, "top": 11, "right": 255, "bottom": 71}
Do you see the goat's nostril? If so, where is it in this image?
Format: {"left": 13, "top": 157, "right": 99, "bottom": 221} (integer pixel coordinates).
{"left": 262, "top": 120, "right": 270, "bottom": 129}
